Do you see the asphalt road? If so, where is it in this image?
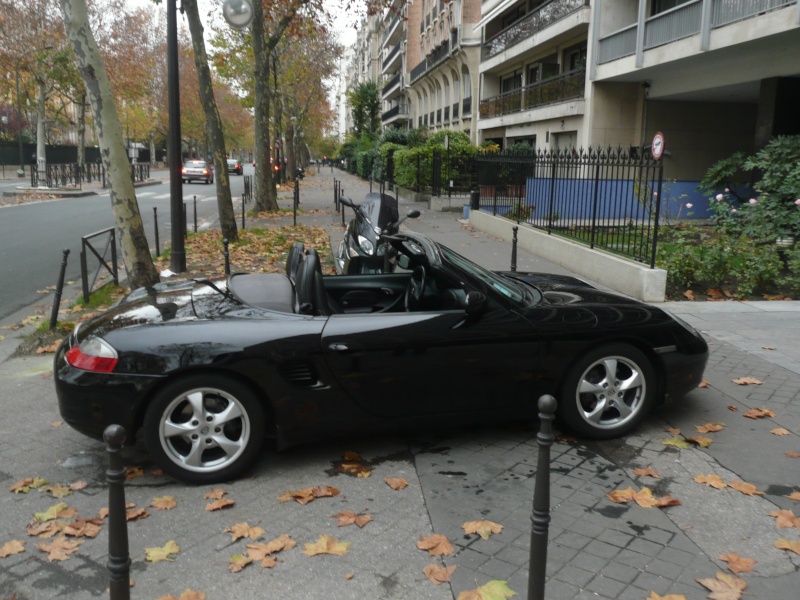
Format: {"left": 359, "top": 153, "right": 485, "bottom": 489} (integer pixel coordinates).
{"left": 0, "top": 168, "right": 251, "bottom": 321}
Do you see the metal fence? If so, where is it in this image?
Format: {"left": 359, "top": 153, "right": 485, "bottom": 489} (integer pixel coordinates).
{"left": 475, "top": 147, "right": 663, "bottom": 267}
{"left": 384, "top": 149, "right": 477, "bottom": 197}
{"left": 30, "top": 162, "right": 150, "bottom": 188}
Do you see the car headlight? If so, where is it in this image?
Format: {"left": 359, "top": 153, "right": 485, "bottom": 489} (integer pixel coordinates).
{"left": 663, "top": 310, "right": 703, "bottom": 338}
{"left": 357, "top": 235, "right": 374, "bottom": 255}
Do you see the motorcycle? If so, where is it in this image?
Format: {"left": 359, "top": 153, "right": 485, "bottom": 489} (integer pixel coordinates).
{"left": 336, "top": 192, "right": 420, "bottom": 274}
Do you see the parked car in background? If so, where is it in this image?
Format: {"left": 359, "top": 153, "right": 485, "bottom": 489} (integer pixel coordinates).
{"left": 226, "top": 158, "right": 243, "bottom": 175}
{"left": 182, "top": 160, "right": 214, "bottom": 184}
{"left": 54, "top": 231, "right": 708, "bottom": 484}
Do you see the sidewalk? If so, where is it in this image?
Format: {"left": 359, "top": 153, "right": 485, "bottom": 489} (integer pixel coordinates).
{"left": 0, "top": 167, "right": 798, "bottom": 600}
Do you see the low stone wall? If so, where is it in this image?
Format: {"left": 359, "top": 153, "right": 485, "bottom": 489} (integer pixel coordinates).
{"left": 469, "top": 210, "right": 667, "bottom": 303}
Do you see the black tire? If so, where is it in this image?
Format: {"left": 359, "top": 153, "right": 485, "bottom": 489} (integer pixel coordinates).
{"left": 558, "top": 343, "right": 655, "bottom": 439}
{"left": 143, "top": 374, "right": 265, "bottom": 484}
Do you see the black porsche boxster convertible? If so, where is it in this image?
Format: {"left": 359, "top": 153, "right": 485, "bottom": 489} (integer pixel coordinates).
{"left": 54, "top": 232, "right": 708, "bottom": 484}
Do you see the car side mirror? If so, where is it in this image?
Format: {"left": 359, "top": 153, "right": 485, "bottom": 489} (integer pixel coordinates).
{"left": 464, "top": 291, "right": 487, "bottom": 317}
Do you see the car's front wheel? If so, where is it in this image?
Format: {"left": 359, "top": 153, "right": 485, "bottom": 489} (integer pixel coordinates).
{"left": 558, "top": 344, "right": 655, "bottom": 439}
{"left": 143, "top": 375, "right": 265, "bottom": 484}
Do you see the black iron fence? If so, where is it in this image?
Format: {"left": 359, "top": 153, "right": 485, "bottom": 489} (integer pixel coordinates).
{"left": 80, "top": 227, "right": 119, "bottom": 302}
{"left": 475, "top": 147, "right": 663, "bottom": 266}
{"left": 30, "top": 162, "right": 150, "bottom": 188}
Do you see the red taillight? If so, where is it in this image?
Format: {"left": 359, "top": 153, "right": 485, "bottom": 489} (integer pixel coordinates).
{"left": 65, "top": 337, "right": 118, "bottom": 373}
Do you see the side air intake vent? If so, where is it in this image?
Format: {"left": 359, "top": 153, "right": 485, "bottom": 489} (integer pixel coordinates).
{"left": 278, "top": 361, "right": 322, "bottom": 388}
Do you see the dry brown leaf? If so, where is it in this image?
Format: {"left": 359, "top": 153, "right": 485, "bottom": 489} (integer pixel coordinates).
{"left": 37, "top": 535, "right": 82, "bottom": 562}
{"left": 44, "top": 484, "right": 73, "bottom": 499}
{"left": 693, "top": 474, "right": 727, "bottom": 489}
{"left": 278, "top": 486, "right": 340, "bottom": 505}
{"left": 665, "top": 426, "right": 681, "bottom": 435}
{"left": 125, "top": 467, "right": 145, "bottom": 481}
{"left": 69, "top": 480, "right": 87, "bottom": 491}
{"left": 607, "top": 487, "right": 636, "bottom": 503}
{"left": 62, "top": 518, "right": 102, "bottom": 538}
{"left": 462, "top": 520, "right": 504, "bottom": 540}
{"left": 416, "top": 534, "right": 454, "bottom": 556}
{"left": 769, "top": 510, "right": 800, "bottom": 529}
{"left": 771, "top": 427, "right": 791, "bottom": 436}
{"left": 743, "top": 407, "right": 776, "bottom": 419}
{"left": 158, "top": 589, "right": 205, "bottom": 600}
{"left": 698, "top": 380, "right": 710, "bottom": 388}
{"left": 732, "top": 376, "right": 763, "bottom": 386}
{"left": 224, "top": 523, "right": 265, "bottom": 542}
{"left": 696, "top": 571, "right": 746, "bottom": 600}
{"left": 786, "top": 491, "right": 800, "bottom": 501}
{"left": 206, "top": 498, "right": 235, "bottom": 512}
{"left": 331, "top": 510, "right": 373, "bottom": 528}
{"left": 457, "top": 580, "right": 516, "bottom": 600}
{"left": 9, "top": 477, "right": 48, "bottom": 493}
{"left": 762, "top": 345, "right": 776, "bottom": 350}
{"left": 145, "top": 540, "right": 180, "bottom": 563}
{"left": 345, "top": 573, "right": 354, "bottom": 580}
{"left": 384, "top": 477, "right": 409, "bottom": 490}
{"left": 423, "top": 563, "right": 457, "bottom": 585}
{"left": 150, "top": 496, "right": 177, "bottom": 510}
{"left": 686, "top": 435, "right": 714, "bottom": 448}
{"left": 719, "top": 552, "right": 757, "bottom": 575}
{"left": 727, "top": 405, "right": 739, "bottom": 412}
{"left": 36, "top": 341, "right": 61, "bottom": 354}
{"left": 695, "top": 422, "right": 725, "bottom": 433}
{"left": 775, "top": 538, "right": 800, "bottom": 555}
{"left": 683, "top": 290, "right": 695, "bottom": 300}
{"left": 336, "top": 460, "right": 372, "bottom": 478}
{"left": 0, "top": 539, "right": 25, "bottom": 558}
{"left": 655, "top": 495, "right": 682, "bottom": 508}
{"left": 26, "top": 521, "right": 62, "bottom": 538}
{"left": 203, "top": 488, "right": 227, "bottom": 500}
{"left": 728, "top": 480, "right": 764, "bottom": 496}
{"left": 126, "top": 507, "right": 149, "bottom": 522}
{"left": 342, "top": 450, "right": 362, "bottom": 461}
{"left": 707, "top": 288, "right": 725, "bottom": 300}
{"left": 786, "top": 451, "right": 800, "bottom": 458}
{"left": 646, "top": 593, "right": 687, "bottom": 600}
{"left": 633, "top": 467, "right": 661, "bottom": 478}
{"left": 228, "top": 553, "right": 252, "bottom": 573}
{"left": 302, "top": 534, "right": 351, "bottom": 557}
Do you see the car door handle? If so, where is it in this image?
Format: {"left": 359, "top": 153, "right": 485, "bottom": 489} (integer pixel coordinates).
{"left": 328, "top": 343, "right": 350, "bottom": 352}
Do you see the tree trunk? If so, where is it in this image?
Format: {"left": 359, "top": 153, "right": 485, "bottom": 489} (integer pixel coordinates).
{"left": 77, "top": 93, "right": 86, "bottom": 172}
{"left": 59, "top": 0, "right": 159, "bottom": 290}
{"left": 36, "top": 80, "right": 47, "bottom": 186}
{"left": 183, "top": 0, "right": 238, "bottom": 242}
{"left": 252, "top": 0, "right": 277, "bottom": 212}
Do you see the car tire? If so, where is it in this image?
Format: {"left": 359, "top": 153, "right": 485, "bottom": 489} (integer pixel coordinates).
{"left": 558, "top": 343, "right": 655, "bottom": 439}
{"left": 143, "top": 375, "right": 265, "bottom": 484}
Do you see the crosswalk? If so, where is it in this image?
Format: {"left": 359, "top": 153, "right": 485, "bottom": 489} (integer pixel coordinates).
{"left": 148, "top": 192, "right": 217, "bottom": 202}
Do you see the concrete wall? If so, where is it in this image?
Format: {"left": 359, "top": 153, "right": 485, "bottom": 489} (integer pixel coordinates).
{"left": 469, "top": 210, "right": 667, "bottom": 302}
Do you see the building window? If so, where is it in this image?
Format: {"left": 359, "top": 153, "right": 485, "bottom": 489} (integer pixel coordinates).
{"left": 501, "top": 70, "right": 522, "bottom": 94}
{"left": 563, "top": 43, "right": 587, "bottom": 72}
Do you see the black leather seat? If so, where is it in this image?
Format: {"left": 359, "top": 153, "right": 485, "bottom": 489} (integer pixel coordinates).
{"left": 294, "top": 249, "right": 337, "bottom": 316}
{"left": 285, "top": 242, "right": 305, "bottom": 284}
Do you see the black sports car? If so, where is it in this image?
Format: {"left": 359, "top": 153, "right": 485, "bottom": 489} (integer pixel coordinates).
{"left": 54, "top": 232, "right": 708, "bottom": 484}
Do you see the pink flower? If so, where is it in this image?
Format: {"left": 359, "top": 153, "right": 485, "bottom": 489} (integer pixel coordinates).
{"left": 795, "top": 199, "right": 800, "bottom": 206}
{"left": 685, "top": 203, "right": 693, "bottom": 209}
{"left": 715, "top": 194, "right": 724, "bottom": 202}
{"left": 724, "top": 188, "right": 730, "bottom": 193}
{"left": 749, "top": 198, "right": 757, "bottom": 205}
{"left": 652, "top": 191, "right": 658, "bottom": 197}
{"left": 731, "top": 209, "right": 737, "bottom": 213}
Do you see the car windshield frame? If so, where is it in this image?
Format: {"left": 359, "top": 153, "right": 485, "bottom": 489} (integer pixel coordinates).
{"left": 435, "top": 243, "right": 526, "bottom": 304}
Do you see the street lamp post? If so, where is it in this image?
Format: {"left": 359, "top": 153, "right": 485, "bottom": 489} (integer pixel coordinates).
{"left": 167, "top": 0, "right": 185, "bottom": 272}
{"left": 15, "top": 45, "right": 51, "bottom": 178}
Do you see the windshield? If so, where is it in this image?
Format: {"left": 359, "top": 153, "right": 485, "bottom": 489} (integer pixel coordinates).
{"left": 438, "top": 245, "right": 524, "bottom": 304}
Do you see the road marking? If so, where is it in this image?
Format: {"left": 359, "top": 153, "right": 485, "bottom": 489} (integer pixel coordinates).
{"left": 137, "top": 191, "right": 155, "bottom": 197}
{"left": 154, "top": 194, "right": 170, "bottom": 199}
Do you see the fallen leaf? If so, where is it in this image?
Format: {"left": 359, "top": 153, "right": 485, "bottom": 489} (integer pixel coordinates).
{"left": 695, "top": 423, "right": 725, "bottom": 433}
{"left": 224, "top": 523, "right": 265, "bottom": 542}
{"left": 44, "top": 484, "right": 73, "bottom": 499}
{"left": 607, "top": 487, "right": 636, "bottom": 503}
{"left": 457, "top": 579, "right": 517, "bottom": 600}
{"left": 331, "top": 510, "right": 373, "bottom": 528}
{"left": 345, "top": 573, "right": 354, "bottom": 580}
{"left": 775, "top": 538, "right": 800, "bottom": 555}
{"left": 62, "top": 517, "right": 102, "bottom": 538}
{"left": 771, "top": 428, "right": 791, "bottom": 436}
{"left": 277, "top": 486, "right": 340, "bottom": 505}
{"left": 37, "top": 535, "right": 82, "bottom": 561}
{"left": 462, "top": 520, "right": 504, "bottom": 540}
{"left": 727, "top": 405, "right": 739, "bottom": 412}
{"left": 633, "top": 467, "right": 661, "bottom": 478}
{"left": 707, "top": 288, "right": 724, "bottom": 300}
{"left": 302, "top": 534, "right": 351, "bottom": 557}
{"left": 696, "top": 572, "right": 746, "bottom": 600}
{"left": 0, "top": 539, "right": 25, "bottom": 558}
{"left": 762, "top": 346, "right": 776, "bottom": 350}
{"left": 33, "top": 502, "right": 70, "bottom": 524}
{"left": 203, "top": 488, "right": 228, "bottom": 500}
{"left": 665, "top": 427, "right": 681, "bottom": 435}
{"left": 646, "top": 593, "right": 687, "bottom": 600}
{"left": 728, "top": 480, "right": 764, "bottom": 496}
{"left": 9, "top": 477, "right": 49, "bottom": 493}
{"left": 786, "top": 451, "right": 800, "bottom": 458}
{"left": 698, "top": 380, "right": 710, "bottom": 388}
{"left": 342, "top": 450, "right": 362, "bottom": 461}
{"left": 416, "top": 534, "right": 454, "bottom": 556}
{"left": 686, "top": 435, "right": 714, "bottom": 448}
{"left": 662, "top": 436, "right": 691, "bottom": 449}
{"left": 125, "top": 467, "right": 145, "bottom": 480}
{"left": 693, "top": 474, "right": 727, "bottom": 489}
{"left": 743, "top": 407, "right": 776, "bottom": 419}
{"left": 126, "top": 507, "right": 149, "bottom": 521}
{"left": 683, "top": 290, "right": 695, "bottom": 300}
{"left": 732, "top": 376, "right": 763, "bottom": 385}
{"left": 336, "top": 460, "right": 372, "bottom": 477}
{"left": 145, "top": 540, "right": 180, "bottom": 563}
{"left": 384, "top": 477, "right": 409, "bottom": 490}
{"left": 719, "top": 552, "right": 757, "bottom": 575}
{"left": 36, "top": 341, "right": 61, "bottom": 354}
{"left": 632, "top": 487, "right": 660, "bottom": 508}
{"left": 423, "top": 563, "right": 457, "bottom": 585}
{"left": 69, "top": 480, "right": 87, "bottom": 491}
{"left": 150, "top": 496, "right": 177, "bottom": 510}
{"left": 555, "top": 434, "right": 576, "bottom": 442}
{"left": 769, "top": 510, "right": 800, "bottom": 529}
{"left": 206, "top": 498, "right": 235, "bottom": 511}
{"left": 26, "top": 521, "right": 62, "bottom": 538}
{"left": 228, "top": 553, "right": 252, "bottom": 573}
{"left": 157, "top": 589, "right": 205, "bottom": 600}
{"left": 786, "top": 491, "right": 800, "bottom": 501}
{"left": 655, "top": 495, "right": 682, "bottom": 508}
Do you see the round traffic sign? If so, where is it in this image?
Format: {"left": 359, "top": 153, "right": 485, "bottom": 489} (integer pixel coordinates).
{"left": 651, "top": 132, "right": 665, "bottom": 160}
{"left": 222, "top": 0, "right": 254, "bottom": 29}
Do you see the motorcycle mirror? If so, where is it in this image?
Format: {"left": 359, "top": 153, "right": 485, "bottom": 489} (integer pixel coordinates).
{"left": 406, "top": 210, "right": 421, "bottom": 219}
{"left": 339, "top": 197, "right": 355, "bottom": 208}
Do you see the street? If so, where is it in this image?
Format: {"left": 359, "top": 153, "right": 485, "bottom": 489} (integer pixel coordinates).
{"left": 0, "top": 168, "right": 252, "bottom": 321}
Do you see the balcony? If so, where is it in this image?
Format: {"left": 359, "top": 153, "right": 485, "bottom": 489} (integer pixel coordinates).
{"left": 483, "top": 0, "right": 589, "bottom": 61}
{"left": 479, "top": 69, "right": 585, "bottom": 119}
{"left": 409, "top": 39, "right": 451, "bottom": 83}
{"left": 382, "top": 104, "right": 410, "bottom": 123}
{"left": 598, "top": 0, "right": 796, "bottom": 64}
{"left": 382, "top": 72, "right": 401, "bottom": 96}
{"left": 382, "top": 42, "right": 401, "bottom": 71}
{"left": 382, "top": 13, "right": 400, "bottom": 44}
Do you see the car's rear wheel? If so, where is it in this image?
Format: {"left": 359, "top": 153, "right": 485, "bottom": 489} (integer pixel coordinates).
{"left": 558, "top": 344, "right": 655, "bottom": 439}
{"left": 143, "top": 375, "right": 265, "bottom": 484}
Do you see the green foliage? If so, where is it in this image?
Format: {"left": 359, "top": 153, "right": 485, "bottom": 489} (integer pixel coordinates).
{"left": 743, "top": 136, "right": 800, "bottom": 203}
{"left": 346, "top": 81, "right": 381, "bottom": 139}
{"left": 379, "top": 129, "right": 408, "bottom": 146}
{"left": 406, "top": 128, "right": 429, "bottom": 148}
{"left": 699, "top": 151, "right": 748, "bottom": 200}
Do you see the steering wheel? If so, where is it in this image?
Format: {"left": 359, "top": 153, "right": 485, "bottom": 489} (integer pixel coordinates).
{"left": 404, "top": 266, "right": 426, "bottom": 311}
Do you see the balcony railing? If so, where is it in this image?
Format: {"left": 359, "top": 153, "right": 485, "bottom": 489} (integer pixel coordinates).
{"left": 462, "top": 96, "right": 472, "bottom": 116}
{"left": 382, "top": 13, "right": 400, "bottom": 43}
{"left": 479, "top": 69, "right": 585, "bottom": 119}
{"left": 382, "top": 105, "right": 409, "bottom": 121}
{"left": 382, "top": 42, "right": 401, "bottom": 70}
{"left": 598, "top": 0, "right": 794, "bottom": 64}
{"left": 409, "top": 39, "right": 451, "bottom": 83}
{"left": 482, "top": 0, "right": 589, "bottom": 61}
{"left": 382, "top": 72, "right": 401, "bottom": 95}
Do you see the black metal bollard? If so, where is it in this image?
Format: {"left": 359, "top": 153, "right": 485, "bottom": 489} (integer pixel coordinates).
{"left": 340, "top": 188, "right": 346, "bottom": 227}
{"left": 334, "top": 178, "right": 338, "bottom": 213}
{"left": 527, "top": 394, "right": 557, "bottom": 600}
{"left": 470, "top": 189, "right": 480, "bottom": 211}
{"left": 511, "top": 226, "right": 519, "bottom": 272}
{"left": 183, "top": 202, "right": 187, "bottom": 237}
{"left": 49, "top": 249, "right": 71, "bottom": 330}
{"left": 104, "top": 425, "right": 131, "bottom": 600}
{"left": 153, "top": 206, "right": 160, "bottom": 257}
{"left": 223, "top": 238, "right": 230, "bottom": 275}
{"left": 241, "top": 196, "right": 246, "bottom": 229}
{"left": 193, "top": 196, "right": 197, "bottom": 233}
